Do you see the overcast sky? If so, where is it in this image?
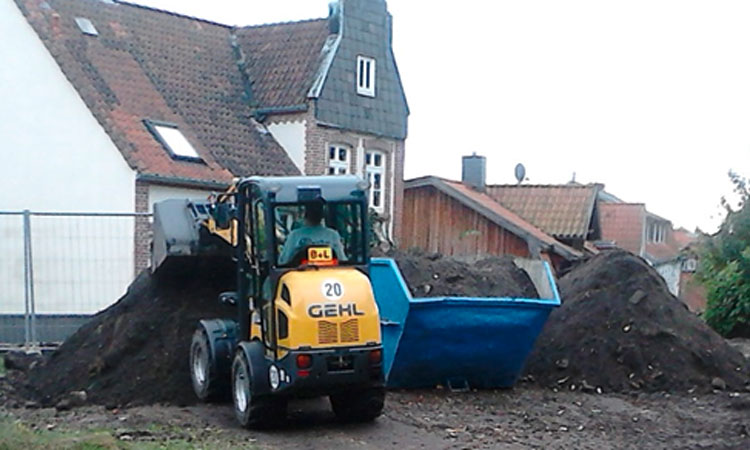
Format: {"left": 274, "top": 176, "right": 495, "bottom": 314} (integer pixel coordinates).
{"left": 132, "top": 0, "right": 750, "bottom": 233}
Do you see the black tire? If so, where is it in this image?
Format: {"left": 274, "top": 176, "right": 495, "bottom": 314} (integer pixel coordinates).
{"left": 330, "top": 387, "right": 385, "bottom": 423}
{"left": 231, "top": 350, "right": 286, "bottom": 429}
{"left": 190, "top": 328, "right": 226, "bottom": 402}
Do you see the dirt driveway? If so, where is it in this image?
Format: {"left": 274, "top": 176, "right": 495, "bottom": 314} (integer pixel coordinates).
{"left": 5, "top": 385, "right": 750, "bottom": 449}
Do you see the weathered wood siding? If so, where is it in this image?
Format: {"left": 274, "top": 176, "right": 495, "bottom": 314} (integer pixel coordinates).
{"left": 401, "top": 186, "right": 531, "bottom": 258}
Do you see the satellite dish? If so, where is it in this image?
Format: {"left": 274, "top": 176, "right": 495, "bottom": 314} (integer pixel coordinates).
{"left": 514, "top": 163, "right": 526, "bottom": 184}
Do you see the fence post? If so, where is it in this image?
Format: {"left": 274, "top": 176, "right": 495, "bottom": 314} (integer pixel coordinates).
{"left": 22, "top": 210, "right": 37, "bottom": 348}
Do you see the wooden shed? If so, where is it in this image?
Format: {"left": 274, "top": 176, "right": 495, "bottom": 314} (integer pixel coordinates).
{"left": 400, "top": 177, "right": 581, "bottom": 272}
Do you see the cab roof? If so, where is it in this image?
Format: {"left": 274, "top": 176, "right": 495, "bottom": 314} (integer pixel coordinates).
{"left": 239, "top": 176, "right": 369, "bottom": 203}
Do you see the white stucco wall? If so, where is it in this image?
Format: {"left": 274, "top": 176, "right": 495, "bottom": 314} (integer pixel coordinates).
{"left": 147, "top": 185, "right": 216, "bottom": 212}
{"left": 267, "top": 121, "right": 306, "bottom": 174}
{"left": 656, "top": 262, "right": 681, "bottom": 297}
{"left": 0, "top": 1, "right": 136, "bottom": 315}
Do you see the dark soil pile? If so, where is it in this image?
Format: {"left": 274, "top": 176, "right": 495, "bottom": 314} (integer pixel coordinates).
{"left": 21, "top": 259, "right": 236, "bottom": 408}
{"left": 525, "top": 250, "right": 750, "bottom": 393}
{"left": 390, "top": 250, "right": 539, "bottom": 299}
{"left": 19, "top": 251, "right": 539, "bottom": 408}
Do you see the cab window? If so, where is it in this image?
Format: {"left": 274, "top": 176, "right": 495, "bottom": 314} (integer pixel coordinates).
{"left": 273, "top": 202, "right": 366, "bottom": 267}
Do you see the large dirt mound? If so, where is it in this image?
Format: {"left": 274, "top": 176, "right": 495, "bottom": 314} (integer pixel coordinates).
{"left": 24, "top": 259, "right": 236, "bottom": 408}
{"left": 22, "top": 251, "right": 537, "bottom": 408}
{"left": 391, "top": 251, "right": 539, "bottom": 299}
{"left": 525, "top": 250, "right": 750, "bottom": 393}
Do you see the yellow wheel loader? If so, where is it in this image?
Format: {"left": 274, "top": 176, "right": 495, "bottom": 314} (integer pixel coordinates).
{"left": 151, "top": 176, "right": 385, "bottom": 429}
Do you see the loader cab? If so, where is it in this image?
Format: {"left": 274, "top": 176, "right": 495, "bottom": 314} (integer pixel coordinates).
{"left": 235, "top": 176, "right": 372, "bottom": 350}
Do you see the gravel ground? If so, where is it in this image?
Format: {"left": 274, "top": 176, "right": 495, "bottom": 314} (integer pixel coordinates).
{"left": 3, "top": 386, "right": 749, "bottom": 449}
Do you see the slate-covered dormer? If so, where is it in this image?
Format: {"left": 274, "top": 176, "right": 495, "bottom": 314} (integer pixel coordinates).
{"left": 314, "top": 0, "right": 409, "bottom": 140}
{"left": 260, "top": 0, "right": 410, "bottom": 241}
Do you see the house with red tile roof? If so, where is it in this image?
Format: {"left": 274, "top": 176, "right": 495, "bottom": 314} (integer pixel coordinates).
{"left": 1, "top": 0, "right": 409, "bottom": 272}
{"left": 598, "top": 200, "right": 706, "bottom": 311}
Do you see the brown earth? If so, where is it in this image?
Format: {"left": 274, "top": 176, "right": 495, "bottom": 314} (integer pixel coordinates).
{"left": 3, "top": 386, "right": 750, "bottom": 449}
{"left": 525, "top": 250, "right": 750, "bottom": 394}
{"left": 15, "top": 252, "right": 537, "bottom": 409}
{"left": 388, "top": 250, "right": 539, "bottom": 298}
{"left": 18, "top": 259, "right": 237, "bottom": 408}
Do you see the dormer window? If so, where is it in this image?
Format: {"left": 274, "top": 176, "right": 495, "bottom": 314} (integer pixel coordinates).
{"left": 356, "top": 56, "right": 376, "bottom": 97}
{"left": 144, "top": 120, "right": 202, "bottom": 162}
{"left": 647, "top": 221, "right": 667, "bottom": 243}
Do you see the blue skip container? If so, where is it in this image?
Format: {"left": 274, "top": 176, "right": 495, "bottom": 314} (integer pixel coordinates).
{"left": 370, "top": 257, "right": 561, "bottom": 389}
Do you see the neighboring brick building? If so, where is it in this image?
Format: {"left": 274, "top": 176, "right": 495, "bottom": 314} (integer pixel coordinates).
{"left": 598, "top": 201, "right": 707, "bottom": 311}
{"left": 8, "top": 0, "right": 409, "bottom": 273}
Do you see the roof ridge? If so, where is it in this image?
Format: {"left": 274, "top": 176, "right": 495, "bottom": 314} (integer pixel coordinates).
{"left": 487, "top": 183, "right": 601, "bottom": 188}
{"left": 115, "top": 1, "right": 233, "bottom": 28}
{"left": 239, "top": 17, "right": 327, "bottom": 30}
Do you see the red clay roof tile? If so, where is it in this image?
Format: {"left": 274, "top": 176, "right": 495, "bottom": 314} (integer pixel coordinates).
{"left": 15, "top": 0, "right": 320, "bottom": 184}
{"left": 485, "top": 184, "right": 602, "bottom": 239}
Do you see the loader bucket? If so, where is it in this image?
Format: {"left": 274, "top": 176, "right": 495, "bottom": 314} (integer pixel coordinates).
{"left": 370, "top": 257, "right": 561, "bottom": 389}
{"left": 151, "top": 199, "right": 233, "bottom": 278}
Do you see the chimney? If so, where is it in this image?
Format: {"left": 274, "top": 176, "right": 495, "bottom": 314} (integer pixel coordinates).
{"left": 462, "top": 154, "right": 486, "bottom": 192}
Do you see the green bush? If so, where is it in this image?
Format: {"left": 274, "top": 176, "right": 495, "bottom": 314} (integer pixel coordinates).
{"left": 698, "top": 171, "right": 750, "bottom": 337}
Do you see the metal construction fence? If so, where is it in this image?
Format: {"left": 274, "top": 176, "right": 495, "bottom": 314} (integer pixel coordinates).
{"left": 0, "top": 210, "right": 150, "bottom": 348}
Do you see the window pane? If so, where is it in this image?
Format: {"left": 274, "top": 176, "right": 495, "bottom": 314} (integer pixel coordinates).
{"left": 329, "top": 147, "right": 336, "bottom": 160}
{"left": 338, "top": 168, "right": 346, "bottom": 175}
{"left": 365, "top": 61, "right": 371, "bottom": 88}
{"left": 374, "top": 173, "right": 381, "bottom": 189}
{"left": 358, "top": 59, "right": 365, "bottom": 87}
{"left": 374, "top": 153, "right": 382, "bottom": 167}
{"left": 373, "top": 192, "right": 381, "bottom": 207}
{"left": 339, "top": 148, "right": 347, "bottom": 161}
{"left": 366, "top": 153, "right": 371, "bottom": 165}
{"left": 273, "top": 202, "right": 365, "bottom": 266}
{"left": 153, "top": 124, "right": 201, "bottom": 159}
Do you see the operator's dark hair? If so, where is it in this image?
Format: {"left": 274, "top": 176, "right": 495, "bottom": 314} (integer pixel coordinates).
{"left": 305, "top": 201, "right": 324, "bottom": 224}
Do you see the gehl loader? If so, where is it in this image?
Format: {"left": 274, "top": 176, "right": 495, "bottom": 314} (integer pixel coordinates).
{"left": 151, "top": 176, "right": 385, "bottom": 428}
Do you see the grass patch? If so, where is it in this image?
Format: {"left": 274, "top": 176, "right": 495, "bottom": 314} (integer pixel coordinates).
{"left": 0, "top": 416, "right": 260, "bottom": 450}
{"left": 0, "top": 416, "right": 197, "bottom": 450}
{"left": 0, "top": 356, "right": 5, "bottom": 377}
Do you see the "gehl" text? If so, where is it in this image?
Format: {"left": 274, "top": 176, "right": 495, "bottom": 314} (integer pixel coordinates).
{"left": 307, "top": 303, "right": 365, "bottom": 318}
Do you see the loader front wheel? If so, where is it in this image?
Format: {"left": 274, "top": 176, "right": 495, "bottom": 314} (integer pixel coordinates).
{"left": 190, "top": 328, "right": 224, "bottom": 401}
{"left": 231, "top": 351, "right": 286, "bottom": 429}
{"left": 330, "top": 387, "right": 385, "bottom": 423}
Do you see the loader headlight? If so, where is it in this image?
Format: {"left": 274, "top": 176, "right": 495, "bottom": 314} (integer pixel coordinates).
{"left": 269, "top": 365, "right": 280, "bottom": 390}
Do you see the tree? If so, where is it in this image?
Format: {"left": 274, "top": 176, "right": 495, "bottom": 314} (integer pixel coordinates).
{"left": 697, "top": 171, "right": 750, "bottom": 337}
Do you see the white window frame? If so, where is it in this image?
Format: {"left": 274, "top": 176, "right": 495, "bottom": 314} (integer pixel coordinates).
{"left": 327, "top": 144, "right": 351, "bottom": 175}
{"left": 356, "top": 55, "right": 376, "bottom": 97}
{"left": 365, "top": 150, "right": 386, "bottom": 212}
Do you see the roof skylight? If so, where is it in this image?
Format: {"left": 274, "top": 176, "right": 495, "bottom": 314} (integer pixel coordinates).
{"left": 144, "top": 120, "right": 202, "bottom": 162}
{"left": 74, "top": 17, "right": 98, "bottom": 36}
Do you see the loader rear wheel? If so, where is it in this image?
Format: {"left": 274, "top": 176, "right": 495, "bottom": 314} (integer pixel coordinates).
{"left": 330, "top": 387, "right": 385, "bottom": 423}
{"left": 231, "top": 351, "right": 286, "bottom": 429}
{"left": 190, "top": 329, "right": 225, "bottom": 401}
